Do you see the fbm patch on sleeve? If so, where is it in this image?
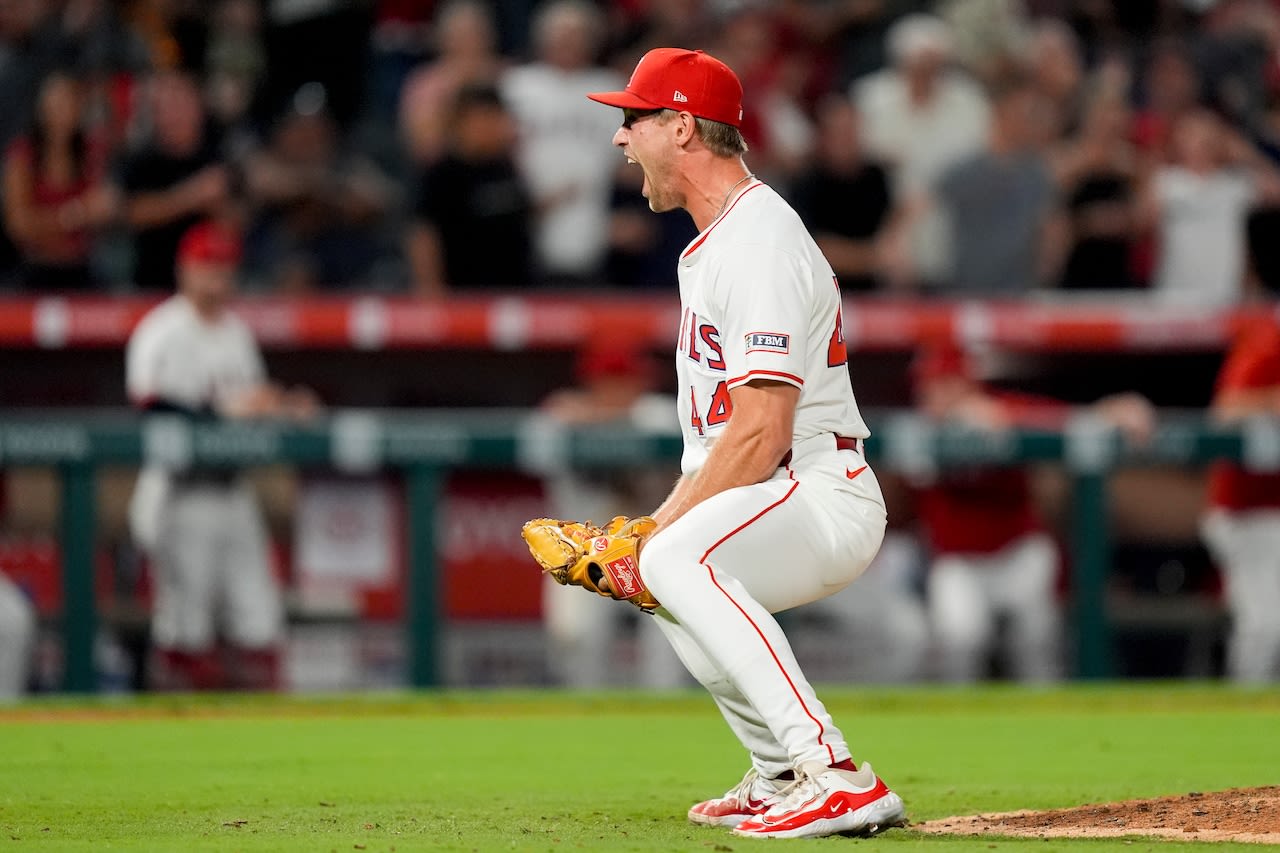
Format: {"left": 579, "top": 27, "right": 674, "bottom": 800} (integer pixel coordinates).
{"left": 745, "top": 332, "right": 790, "bottom": 354}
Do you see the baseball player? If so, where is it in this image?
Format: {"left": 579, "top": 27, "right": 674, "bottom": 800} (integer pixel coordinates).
{"left": 0, "top": 572, "right": 34, "bottom": 699}
{"left": 126, "top": 220, "right": 316, "bottom": 690}
{"left": 581, "top": 49, "right": 907, "bottom": 838}
{"left": 1201, "top": 313, "right": 1280, "bottom": 682}
{"left": 911, "top": 343, "right": 1154, "bottom": 681}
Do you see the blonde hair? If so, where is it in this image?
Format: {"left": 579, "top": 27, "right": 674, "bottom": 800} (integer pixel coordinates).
{"left": 655, "top": 110, "right": 748, "bottom": 157}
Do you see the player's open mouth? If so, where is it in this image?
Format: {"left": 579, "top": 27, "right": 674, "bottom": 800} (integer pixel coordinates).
{"left": 625, "top": 153, "right": 649, "bottom": 197}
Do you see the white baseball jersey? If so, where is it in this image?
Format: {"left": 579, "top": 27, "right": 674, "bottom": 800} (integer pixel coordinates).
{"left": 674, "top": 180, "right": 869, "bottom": 475}
{"left": 126, "top": 295, "right": 266, "bottom": 411}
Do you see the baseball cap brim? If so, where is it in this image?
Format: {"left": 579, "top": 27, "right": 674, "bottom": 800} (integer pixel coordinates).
{"left": 586, "top": 90, "right": 665, "bottom": 111}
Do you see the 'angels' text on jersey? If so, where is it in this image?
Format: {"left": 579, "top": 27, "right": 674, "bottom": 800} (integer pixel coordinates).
{"left": 674, "top": 181, "right": 868, "bottom": 475}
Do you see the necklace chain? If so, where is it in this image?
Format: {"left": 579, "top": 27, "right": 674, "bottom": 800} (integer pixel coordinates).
{"left": 715, "top": 173, "right": 755, "bottom": 220}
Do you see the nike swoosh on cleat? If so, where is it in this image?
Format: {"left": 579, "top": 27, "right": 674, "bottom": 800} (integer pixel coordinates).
{"left": 845, "top": 465, "right": 867, "bottom": 480}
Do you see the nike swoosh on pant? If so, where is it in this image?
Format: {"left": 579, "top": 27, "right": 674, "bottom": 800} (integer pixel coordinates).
{"left": 845, "top": 466, "right": 867, "bottom": 480}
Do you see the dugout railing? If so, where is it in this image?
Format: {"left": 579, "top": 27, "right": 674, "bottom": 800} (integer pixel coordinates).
{"left": 0, "top": 410, "right": 1276, "bottom": 692}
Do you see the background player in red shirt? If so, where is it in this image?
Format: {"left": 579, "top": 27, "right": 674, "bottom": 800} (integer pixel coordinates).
{"left": 911, "top": 343, "right": 1155, "bottom": 681}
{"left": 1201, "top": 314, "right": 1280, "bottom": 682}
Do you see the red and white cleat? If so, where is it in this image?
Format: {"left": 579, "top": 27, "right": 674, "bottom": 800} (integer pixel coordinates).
{"left": 732, "top": 761, "right": 907, "bottom": 839}
{"left": 688, "top": 768, "right": 790, "bottom": 827}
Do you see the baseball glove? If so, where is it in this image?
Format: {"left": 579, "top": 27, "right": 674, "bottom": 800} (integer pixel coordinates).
{"left": 521, "top": 515, "right": 660, "bottom": 611}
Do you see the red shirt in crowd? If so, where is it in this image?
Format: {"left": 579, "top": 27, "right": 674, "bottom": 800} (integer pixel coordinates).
{"left": 4, "top": 135, "right": 107, "bottom": 265}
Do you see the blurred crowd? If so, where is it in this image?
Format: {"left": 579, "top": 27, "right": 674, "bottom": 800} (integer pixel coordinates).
{"left": 2, "top": 0, "right": 1280, "bottom": 302}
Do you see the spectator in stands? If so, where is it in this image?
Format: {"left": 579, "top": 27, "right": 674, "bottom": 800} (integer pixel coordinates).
{"left": 822, "top": 0, "right": 909, "bottom": 89}
{"left": 854, "top": 13, "right": 989, "bottom": 290}
{"left": 603, "top": 155, "right": 697, "bottom": 289}
{"left": 937, "top": 0, "right": 1030, "bottom": 84}
{"left": 126, "top": 220, "right": 318, "bottom": 691}
{"left": 116, "top": 70, "right": 228, "bottom": 290}
{"left": 932, "top": 73, "right": 1064, "bottom": 294}
{"left": 1132, "top": 41, "right": 1202, "bottom": 163}
{"left": 242, "top": 84, "right": 394, "bottom": 293}
{"left": 0, "top": 0, "right": 77, "bottom": 281}
{"left": 398, "top": 0, "right": 504, "bottom": 168}
{"left": 203, "top": 0, "right": 266, "bottom": 154}
{"left": 1056, "top": 89, "right": 1141, "bottom": 291}
{"left": 1201, "top": 311, "right": 1280, "bottom": 682}
{"left": 792, "top": 94, "right": 894, "bottom": 294}
{"left": 1140, "top": 108, "right": 1280, "bottom": 306}
{"left": 0, "top": 0, "right": 73, "bottom": 152}
{"left": 709, "top": 7, "right": 816, "bottom": 191}
{"left": 609, "top": 0, "right": 715, "bottom": 66}
{"left": 534, "top": 342, "right": 686, "bottom": 688}
{"left": 3, "top": 69, "right": 117, "bottom": 290}
{"left": 257, "top": 0, "right": 371, "bottom": 131}
{"left": 367, "top": 0, "right": 433, "bottom": 126}
{"left": 405, "top": 83, "right": 532, "bottom": 297}
{"left": 59, "top": 0, "right": 153, "bottom": 159}
{"left": 500, "top": 0, "right": 623, "bottom": 286}
{"left": 1025, "top": 18, "right": 1085, "bottom": 140}
{"left": 911, "top": 342, "right": 1155, "bottom": 682}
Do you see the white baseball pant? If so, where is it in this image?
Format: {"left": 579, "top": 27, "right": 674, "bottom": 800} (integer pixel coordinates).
{"left": 151, "top": 483, "right": 283, "bottom": 651}
{"left": 638, "top": 438, "right": 886, "bottom": 778}
{"left": 927, "top": 532, "right": 1062, "bottom": 682}
{"left": 0, "top": 573, "right": 34, "bottom": 700}
{"left": 1202, "top": 508, "right": 1280, "bottom": 682}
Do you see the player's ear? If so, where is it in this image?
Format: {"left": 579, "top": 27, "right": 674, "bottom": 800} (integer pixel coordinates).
{"left": 672, "top": 111, "right": 697, "bottom": 147}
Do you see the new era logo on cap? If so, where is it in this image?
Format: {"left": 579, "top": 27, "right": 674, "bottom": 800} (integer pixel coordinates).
{"left": 586, "top": 48, "right": 744, "bottom": 128}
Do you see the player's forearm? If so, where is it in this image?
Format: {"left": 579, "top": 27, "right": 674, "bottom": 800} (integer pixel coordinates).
{"left": 651, "top": 475, "right": 695, "bottom": 529}
{"left": 1211, "top": 388, "right": 1280, "bottom": 423}
{"left": 652, "top": 423, "right": 787, "bottom": 530}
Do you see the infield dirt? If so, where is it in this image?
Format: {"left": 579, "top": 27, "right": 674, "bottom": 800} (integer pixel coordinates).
{"left": 914, "top": 786, "right": 1280, "bottom": 844}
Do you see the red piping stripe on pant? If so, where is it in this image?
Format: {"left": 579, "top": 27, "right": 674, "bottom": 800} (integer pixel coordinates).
{"left": 697, "top": 475, "right": 835, "bottom": 765}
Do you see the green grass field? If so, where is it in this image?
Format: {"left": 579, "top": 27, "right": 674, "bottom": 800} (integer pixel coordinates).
{"left": 1, "top": 684, "right": 1277, "bottom": 852}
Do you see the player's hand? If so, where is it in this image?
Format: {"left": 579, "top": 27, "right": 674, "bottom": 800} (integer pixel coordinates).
{"left": 221, "top": 384, "right": 284, "bottom": 419}
{"left": 949, "top": 394, "right": 1011, "bottom": 431}
{"left": 281, "top": 386, "right": 322, "bottom": 420}
{"left": 1093, "top": 393, "right": 1156, "bottom": 446}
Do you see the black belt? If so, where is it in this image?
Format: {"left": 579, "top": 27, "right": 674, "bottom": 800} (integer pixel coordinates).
{"left": 171, "top": 468, "right": 240, "bottom": 488}
{"left": 778, "top": 434, "right": 863, "bottom": 468}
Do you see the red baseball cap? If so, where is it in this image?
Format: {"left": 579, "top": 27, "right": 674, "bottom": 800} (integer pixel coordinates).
{"left": 576, "top": 343, "right": 655, "bottom": 385}
{"left": 177, "top": 221, "right": 242, "bottom": 267}
{"left": 587, "top": 48, "right": 744, "bottom": 128}
{"left": 911, "top": 342, "right": 974, "bottom": 386}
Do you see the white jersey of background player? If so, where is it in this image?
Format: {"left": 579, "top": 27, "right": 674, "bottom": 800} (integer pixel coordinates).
{"left": 586, "top": 48, "right": 906, "bottom": 839}
{"left": 126, "top": 221, "right": 314, "bottom": 690}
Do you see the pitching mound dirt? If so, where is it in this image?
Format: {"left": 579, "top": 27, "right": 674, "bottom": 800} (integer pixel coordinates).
{"left": 913, "top": 786, "right": 1280, "bottom": 844}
